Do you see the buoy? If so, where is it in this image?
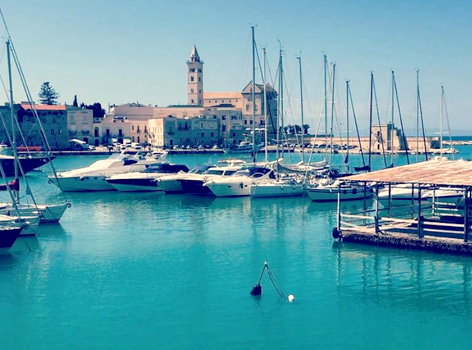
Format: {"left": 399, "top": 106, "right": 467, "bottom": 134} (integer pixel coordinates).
{"left": 250, "top": 283, "right": 262, "bottom": 296}
{"left": 288, "top": 294, "right": 295, "bottom": 303}
{"left": 332, "top": 227, "right": 341, "bottom": 239}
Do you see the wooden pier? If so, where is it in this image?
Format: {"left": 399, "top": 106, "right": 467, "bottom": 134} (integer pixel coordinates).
{"left": 335, "top": 159, "right": 472, "bottom": 256}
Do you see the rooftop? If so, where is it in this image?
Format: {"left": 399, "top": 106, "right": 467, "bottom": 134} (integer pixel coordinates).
{"left": 343, "top": 159, "right": 472, "bottom": 187}
{"left": 20, "top": 103, "right": 66, "bottom": 111}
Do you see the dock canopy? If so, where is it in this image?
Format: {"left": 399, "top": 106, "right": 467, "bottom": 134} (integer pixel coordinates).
{"left": 341, "top": 159, "right": 472, "bottom": 187}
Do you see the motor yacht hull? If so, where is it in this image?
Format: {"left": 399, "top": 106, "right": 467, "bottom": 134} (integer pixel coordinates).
{"left": 106, "top": 178, "right": 160, "bottom": 192}
{"left": 156, "top": 178, "right": 184, "bottom": 194}
{"left": 205, "top": 179, "right": 252, "bottom": 197}
{"left": 306, "top": 186, "right": 373, "bottom": 202}
{"left": 51, "top": 176, "right": 115, "bottom": 192}
{"left": 179, "top": 179, "right": 213, "bottom": 195}
{"left": 251, "top": 182, "right": 304, "bottom": 198}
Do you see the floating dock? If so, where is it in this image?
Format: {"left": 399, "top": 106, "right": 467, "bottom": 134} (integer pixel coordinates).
{"left": 335, "top": 159, "right": 472, "bottom": 256}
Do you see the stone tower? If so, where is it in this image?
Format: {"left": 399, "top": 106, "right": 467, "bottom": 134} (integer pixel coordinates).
{"left": 187, "top": 45, "right": 203, "bottom": 106}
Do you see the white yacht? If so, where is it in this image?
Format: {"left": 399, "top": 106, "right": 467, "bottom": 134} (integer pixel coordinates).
{"left": 49, "top": 151, "right": 167, "bottom": 192}
{"left": 176, "top": 161, "right": 246, "bottom": 195}
{"left": 105, "top": 163, "right": 189, "bottom": 192}
{"left": 377, "top": 184, "right": 424, "bottom": 207}
{"left": 156, "top": 165, "right": 211, "bottom": 194}
{"left": 204, "top": 166, "right": 276, "bottom": 197}
{"left": 251, "top": 174, "right": 305, "bottom": 198}
{"left": 306, "top": 179, "right": 373, "bottom": 202}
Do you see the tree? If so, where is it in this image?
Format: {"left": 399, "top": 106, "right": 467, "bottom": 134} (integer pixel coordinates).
{"left": 85, "top": 102, "right": 105, "bottom": 119}
{"left": 302, "top": 124, "right": 310, "bottom": 135}
{"left": 72, "top": 95, "right": 78, "bottom": 107}
{"left": 38, "top": 82, "right": 59, "bottom": 105}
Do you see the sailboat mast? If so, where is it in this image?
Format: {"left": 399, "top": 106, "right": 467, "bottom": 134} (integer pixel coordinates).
{"left": 329, "top": 63, "right": 336, "bottom": 164}
{"left": 251, "top": 26, "right": 256, "bottom": 163}
{"left": 263, "top": 47, "right": 268, "bottom": 163}
{"left": 416, "top": 70, "right": 420, "bottom": 162}
{"left": 346, "top": 80, "right": 350, "bottom": 172}
{"left": 276, "top": 46, "right": 281, "bottom": 161}
{"left": 368, "top": 72, "right": 373, "bottom": 169}
{"left": 280, "top": 46, "right": 284, "bottom": 159}
{"left": 391, "top": 70, "right": 395, "bottom": 165}
{"left": 324, "top": 54, "right": 328, "bottom": 146}
{"left": 297, "top": 55, "right": 304, "bottom": 160}
{"left": 440, "top": 85, "right": 444, "bottom": 157}
{"left": 6, "top": 40, "right": 18, "bottom": 202}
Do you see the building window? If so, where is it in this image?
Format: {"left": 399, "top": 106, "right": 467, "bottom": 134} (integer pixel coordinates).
{"left": 138, "top": 136, "right": 140, "bottom": 143}
{"left": 190, "top": 68, "right": 195, "bottom": 72}
{"left": 137, "top": 126, "right": 140, "bottom": 132}
{"left": 191, "top": 76, "right": 194, "bottom": 82}
{"left": 144, "top": 126, "right": 147, "bottom": 133}
{"left": 106, "top": 129, "right": 110, "bottom": 137}
{"left": 222, "top": 125, "right": 226, "bottom": 132}
{"left": 58, "top": 129, "right": 62, "bottom": 135}
{"left": 244, "top": 120, "right": 247, "bottom": 125}
{"left": 132, "top": 125, "right": 134, "bottom": 131}
{"left": 119, "top": 129, "right": 123, "bottom": 136}
{"left": 199, "top": 90, "right": 202, "bottom": 93}
{"left": 201, "top": 132, "right": 204, "bottom": 137}
{"left": 197, "top": 69, "right": 201, "bottom": 73}
{"left": 51, "top": 129, "right": 55, "bottom": 135}
{"left": 246, "top": 105, "right": 249, "bottom": 111}
{"left": 198, "top": 77, "right": 201, "bottom": 82}
{"left": 191, "top": 89, "right": 194, "bottom": 93}
{"left": 191, "top": 99, "right": 194, "bottom": 104}
{"left": 211, "top": 132, "right": 214, "bottom": 137}
{"left": 222, "top": 115, "right": 226, "bottom": 120}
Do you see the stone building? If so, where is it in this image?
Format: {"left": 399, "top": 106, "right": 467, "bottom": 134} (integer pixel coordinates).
{"left": 0, "top": 103, "right": 70, "bottom": 150}
{"left": 99, "top": 45, "right": 277, "bottom": 148}
{"left": 66, "top": 106, "right": 94, "bottom": 144}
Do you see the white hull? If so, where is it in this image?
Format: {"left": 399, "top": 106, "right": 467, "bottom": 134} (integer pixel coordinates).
{"left": 205, "top": 179, "right": 252, "bottom": 197}
{"left": 251, "top": 182, "right": 304, "bottom": 198}
{"left": 156, "top": 178, "right": 183, "bottom": 193}
{"left": 37, "top": 203, "right": 71, "bottom": 223}
{"left": 109, "top": 183, "right": 161, "bottom": 192}
{"left": 51, "top": 176, "right": 115, "bottom": 192}
{"left": 0, "top": 202, "right": 70, "bottom": 223}
{"left": 378, "top": 187, "right": 423, "bottom": 207}
{"left": 306, "top": 186, "right": 373, "bottom": 202}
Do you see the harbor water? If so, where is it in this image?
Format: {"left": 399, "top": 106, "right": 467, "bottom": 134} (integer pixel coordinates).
{"left": 1, "top": 150, "right": 472, "bottom": 349}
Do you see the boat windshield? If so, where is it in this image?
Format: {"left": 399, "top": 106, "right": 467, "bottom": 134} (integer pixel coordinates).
{"left": 233, "top": 167, "right": 273, "bottom": 177}
{"left": 206, "top": 169, "right": 225, "bottom": 175}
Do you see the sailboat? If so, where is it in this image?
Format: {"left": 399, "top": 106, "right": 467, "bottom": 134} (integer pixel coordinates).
{"left": 0, "top": 38, "right": 70, "bottom": 223}
{"left": 251, "top": 48, "right": 305, "bottom": 198}
{"left": 306, "top": 77, "right": 373, "bottom": 202}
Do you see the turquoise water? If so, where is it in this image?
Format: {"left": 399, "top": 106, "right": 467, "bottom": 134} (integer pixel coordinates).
{"left": 1, "top": 152, "right": 472, "bottom": 349}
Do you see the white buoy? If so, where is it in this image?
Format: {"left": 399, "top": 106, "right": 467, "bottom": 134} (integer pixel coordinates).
{"left": 288, "top": 294, "right": 295, "bottom": 303}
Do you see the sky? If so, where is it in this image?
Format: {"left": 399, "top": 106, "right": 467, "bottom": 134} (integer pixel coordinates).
{"left": 0, "top": 0, "right": 470, "bottom": 135}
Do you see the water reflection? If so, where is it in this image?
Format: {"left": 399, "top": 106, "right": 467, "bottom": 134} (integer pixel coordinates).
{"left": 333, "top": 242, "right": 472, "bottom": 316}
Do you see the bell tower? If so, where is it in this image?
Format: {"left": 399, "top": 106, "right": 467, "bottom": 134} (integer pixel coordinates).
{"left": 187, "top": 45, "right": 203, "bottom": 106}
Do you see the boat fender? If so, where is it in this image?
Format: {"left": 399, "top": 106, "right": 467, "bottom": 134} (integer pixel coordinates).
{"left": 240, "top": 183, "right": 244, "bottom": 189}
{"left": 250, "top": 283, "right": 262, "bottom": 296}
{"left": 332, "top": 227, "right": 341, "bottom": 239}
{"left": 352, "top": 188, "right": 357, "bottom": 195}
{"left": 66, "top": 203, "right": 72, "bottom": 208}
